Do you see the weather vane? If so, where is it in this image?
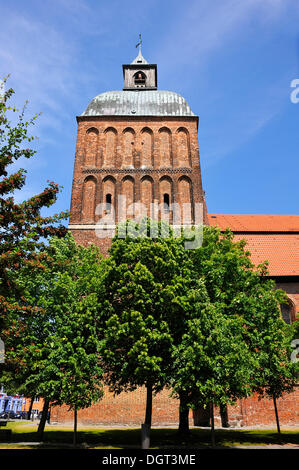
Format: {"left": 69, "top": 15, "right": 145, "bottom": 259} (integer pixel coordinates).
{"left": 136, "top": 34, "right": 142, "bottom": 52}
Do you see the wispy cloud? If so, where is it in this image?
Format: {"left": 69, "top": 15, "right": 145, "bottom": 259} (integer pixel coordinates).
{"left": 156, "top": 0, "right": 298, "bottom": 69}
{"left": 0, "top": 13, "right": 77, "bottom": 124}
{"left": 153, "top": 0, "right": 299, "bottom": 165}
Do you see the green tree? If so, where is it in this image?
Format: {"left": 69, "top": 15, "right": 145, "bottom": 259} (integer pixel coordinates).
{"left": 290, "top": 318, "right": 299, "bottom": 380}
{"left": 0, "top": 77, "right": 68, "bottom": 334}
{"left": 101, "top": 219, "right": 200, "bottom": 445}
{"left": 188, "top": 226, "right": 297, "bottom": 433}
{"left": 171, "top": 300, "right": 255, "bottom": 446}
{"left": 291, "top": 318, "right": 299, "bottom": 342}
{"left": 248, "top": 285, "right": 297, "bottom": 434}
{"left": 3, "top": 234, "right": 105, "bottom": 442}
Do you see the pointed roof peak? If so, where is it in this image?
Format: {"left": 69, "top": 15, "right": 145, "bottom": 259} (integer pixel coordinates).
{"left": 131, "top": 34, "right": 148, "bottom": 65}
{"left": 123, "top": 35, "right": 157, "bottom": 90}
{"left": 131, "top": 48, "right": 148, "bottom": 65}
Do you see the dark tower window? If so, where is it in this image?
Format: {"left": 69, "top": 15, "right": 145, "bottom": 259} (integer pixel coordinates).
{"left": 163, "top": 193, "right": 170, "bottom": 212}
{"left": 105, "top": 193, "right": 112, "bottom": 213}
{"left": 134, "top": 71, "right": 146, "bottom": 87}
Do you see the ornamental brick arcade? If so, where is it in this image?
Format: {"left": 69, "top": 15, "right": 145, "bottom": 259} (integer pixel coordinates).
{"left": 52, "top": 49, "right": 299, "bottom": 427}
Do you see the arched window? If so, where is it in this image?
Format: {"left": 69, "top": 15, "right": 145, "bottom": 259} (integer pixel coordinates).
{"left": 159, "top": 176, "right": 173, "bottom": 222}
{"left": 103, "top": 128, "right": 117, "bottom": 167}
{"left": 140, "top": 176, "right": 154, "bottom": 218}
{"left": 176, "top": 128, "right": 191, "bottom": 167}
{"left": 163, "top": 193, "right": 170, "bottom": 212}
{"left": 159, "top": 127, "right": 172, "bottom": 168}
{"left": 82, "top": 177, "right": 96, "bottom": 222}
{"left": 85, "top": 128, "right": 98, "bottom": 166}
{"left": 140, "top": 128, "right": 153, "bottom": 167}
{"left": 134, "top": 71, "right": 146, "bottom": 87}
{"left": 281, "top": 301, "right": 294, "bottom": 324}
{"left": 122, "top": 128, "right": 135, "bottom": 168}
{"left": 178, "top": 176, "right": 193, "bottom": 224}
{"left": 120, "top": 176, "right": 135, "bottom": 221}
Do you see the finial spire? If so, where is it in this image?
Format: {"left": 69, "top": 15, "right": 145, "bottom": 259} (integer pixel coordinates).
{"left": 136, "top": 33, "right": 142, "bottom": 53}
{"left": 131, "top": 34, "right": 148, "bottom": 65}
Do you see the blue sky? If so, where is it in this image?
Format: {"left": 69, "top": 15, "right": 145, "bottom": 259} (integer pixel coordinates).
{"left": 2, "top": 0, "right": 299, "bottom": 221}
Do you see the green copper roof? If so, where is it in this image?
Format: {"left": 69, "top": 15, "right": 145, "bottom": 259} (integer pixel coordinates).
{"left": 81, "top": 90, "right": 196, "bottom": 117}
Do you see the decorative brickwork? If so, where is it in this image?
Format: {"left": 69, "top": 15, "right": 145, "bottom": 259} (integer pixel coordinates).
{"left": 69, "top": 116, "right": 208, "bottom": 254}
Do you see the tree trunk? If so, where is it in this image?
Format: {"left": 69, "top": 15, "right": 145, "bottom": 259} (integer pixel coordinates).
{"left": 37, "top": 398, "right": 50, "bottom": 441}
{"left": 141, "top": 383, "right": 152, "bottom": 449}
{"left": 273, "top": 395, "right": 281, "bottom": 434}
{"left": 178, "top": 391, "right": 190, "bottom": 435}
{"left": 73, "top": 406, "right": 78, "bottom": 447}
{"left": 27, "top": 396, "right": 34, "bottom": 420}
{"left": 144, "top": 383, "right": 153, "bottom": 427}
{"left": 210, "top": 402, "right": 216, "bottom": 448}
{"left": 220, "top": 403, "right": 229, "bottom": 428}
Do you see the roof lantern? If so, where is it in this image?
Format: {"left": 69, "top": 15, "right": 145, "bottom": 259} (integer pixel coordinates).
{"left": 123, "top": 34, "right": 157, "bottom": 90}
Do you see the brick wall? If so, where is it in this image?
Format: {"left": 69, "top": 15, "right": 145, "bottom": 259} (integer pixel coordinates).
{"left": 51, "top": 387, "right": 179, "bottom": 426}
{"left": 50, "top": 387, "right": 299, "bottom": 428}
{"left": 226, "top": 389, "right": 299, "bottom": 427}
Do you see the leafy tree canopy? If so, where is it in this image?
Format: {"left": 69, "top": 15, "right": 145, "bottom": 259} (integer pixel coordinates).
{"left": 2, "top": 234, "right": 105, "bottom": 412}
{"left": 0, "top": 77, "right": 68, "bottom": 331}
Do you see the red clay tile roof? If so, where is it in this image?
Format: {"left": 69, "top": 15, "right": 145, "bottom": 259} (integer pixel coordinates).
{"left": 208, "top": 214, "right": 299, "bottom": 232}
{"left": 208, "top": 214, "right": 299, "bottom": 276}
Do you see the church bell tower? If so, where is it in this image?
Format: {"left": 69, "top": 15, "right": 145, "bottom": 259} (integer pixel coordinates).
{"left": 123, "top": 45, "right": 157, "bottom": 90}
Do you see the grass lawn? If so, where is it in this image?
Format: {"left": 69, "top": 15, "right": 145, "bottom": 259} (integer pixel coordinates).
{"left": 0, "top": 421, "right": 298, "bottom": 449}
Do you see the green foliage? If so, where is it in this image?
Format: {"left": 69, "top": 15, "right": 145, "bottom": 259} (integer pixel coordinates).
{"left": 249, "top": 290, "right": 297, "bottom": 399}
{"left": 171, "top": 302, "right": 255, "bottom": 409}
{"left": 291, "top": 318, "right": 299, "bottom": 341}
{"left": 2, "top": 211, "right": 296, "bottom": 428}
{"left": 0, "top": 77, "right": 68, "bottom": 331}
{"left": 183, "top": 226, "right": 297, "bottom": 408}
{"left": 101, "top": 219, "right": 201, "bottom": 395}
{"left": 102, "top": 221, "right": 297, "bottom": 423}
{"left": 2, "top": 234, "right": 105, "bottom": 411}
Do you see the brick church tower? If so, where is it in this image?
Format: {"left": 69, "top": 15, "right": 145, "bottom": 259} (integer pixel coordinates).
{"left": 69, "top": 46, "right": 208, "bottom": 251}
